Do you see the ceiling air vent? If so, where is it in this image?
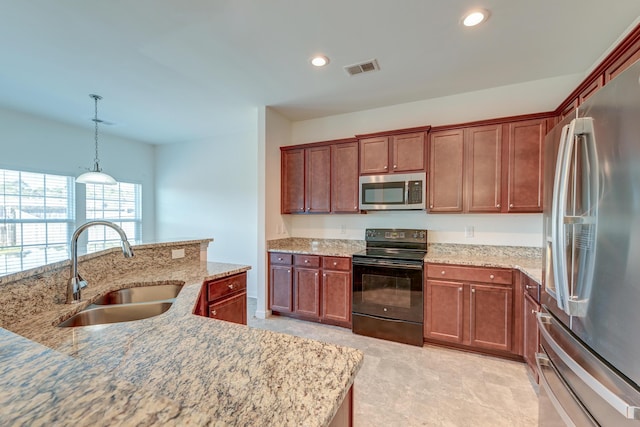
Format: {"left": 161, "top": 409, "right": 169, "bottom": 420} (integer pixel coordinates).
{"left": 344, "top": 59, "right": 380, "bottom": 76}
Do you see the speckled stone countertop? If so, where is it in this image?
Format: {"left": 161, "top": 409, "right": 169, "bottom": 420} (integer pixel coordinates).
{"left": 267, "top": 237, "right": 365, "bottom": 257}
{"left": 267, "top": 238, "right": 543, "bottom": 283}
{"left": 1, "top": 260, "right": 363, "bottom": 426}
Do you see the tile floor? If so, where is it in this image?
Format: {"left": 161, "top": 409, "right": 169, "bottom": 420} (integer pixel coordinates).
{"left": 247, "top": 298, "right": 539, "bottom": 427}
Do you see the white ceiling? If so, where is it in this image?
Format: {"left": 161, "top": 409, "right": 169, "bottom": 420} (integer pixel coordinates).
{"left": 1, "top": 1, "right": 639, "bottom": 145}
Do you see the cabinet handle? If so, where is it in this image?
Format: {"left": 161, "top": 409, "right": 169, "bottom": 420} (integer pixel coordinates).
{"left": 490, "top": 274, "right": 495, "bottom": 279}
{"left": 212, "top": 310, "right": 217, "bottom": 316}
{"left": 441, "top": 270, "right": 446, "bottom": 275}
{"left": 525, "top": 285, "right": 535, "bottom": 290}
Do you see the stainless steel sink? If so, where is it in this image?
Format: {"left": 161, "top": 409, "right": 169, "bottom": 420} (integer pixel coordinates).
{"left": 58, "top": 302, "right": 173, "bottom": 327}
{"left": 92, "top": 284, "right": 183, "bottom": 305}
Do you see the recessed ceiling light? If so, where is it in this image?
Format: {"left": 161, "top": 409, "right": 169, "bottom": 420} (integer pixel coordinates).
{"left": 462, "top": 9, "right": 490, "bottom": 27}
{"left": 311, "top": 55, "right": 329, "bottom": 67}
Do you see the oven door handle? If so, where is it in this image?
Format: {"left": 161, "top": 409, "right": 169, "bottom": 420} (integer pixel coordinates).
{"left": 352, "top": 259, "right": 424, "bottom": 269}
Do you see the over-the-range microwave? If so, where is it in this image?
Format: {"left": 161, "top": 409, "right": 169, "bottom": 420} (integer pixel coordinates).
{"left": 359, "top": 172, "right": 426, "bottom": 210}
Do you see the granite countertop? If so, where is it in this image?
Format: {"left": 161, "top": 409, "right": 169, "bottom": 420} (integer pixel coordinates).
{"left": 267, "top": 238, "right": 543, "bottom": 283}
{"left": 1, "top": 261, "right": 363, "bottom": 426}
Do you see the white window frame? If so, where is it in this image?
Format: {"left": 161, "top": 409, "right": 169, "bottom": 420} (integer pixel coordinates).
{"left": 0, "top": 168, "right": 75, "bottom": 275}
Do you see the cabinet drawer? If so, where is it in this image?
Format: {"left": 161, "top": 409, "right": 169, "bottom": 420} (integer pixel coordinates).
{"left": 522, "top": 273, "right": 541, "bottom": 302}
{"left": 207, "top": 273, "right": 247, "bottom": 302}
{"left": 323, "top": 256, "right": 351, "bottom": 271}
{"left": 294, "top": 254, "right": 321, "bottom": 268}
{"left": 427, "top": 264, "right": 512, "bottom": 285}
{"left": 270, "top": 253, "right": 292, "bottom": 265}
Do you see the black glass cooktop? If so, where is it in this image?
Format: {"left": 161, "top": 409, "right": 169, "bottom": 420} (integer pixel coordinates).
{"left": 353, "top": 248, "right": 426, "bottom": 261}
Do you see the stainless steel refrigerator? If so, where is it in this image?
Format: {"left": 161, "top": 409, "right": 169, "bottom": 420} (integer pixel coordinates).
{"left": 540, "top": 58, "right": 640, "bottom": 426}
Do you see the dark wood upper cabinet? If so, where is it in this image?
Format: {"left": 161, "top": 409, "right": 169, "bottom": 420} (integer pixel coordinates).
{"left": 604, "top": 36, "right": 640, "bottom": 83}
{"left": 331, "top": 142, "right": 359, "bottom": 213}
{"left": 358, "top": 130, "right": 427, "bottom": 175}
{"left": 359, "top": 136, "right": 389, "bottom": 174}
{"left": 465, "top": 125, "right": 502, "bottom": 213}
{"left": 305, "top": 145, "right": 331, "bottom": 213}
{"left": 391, "top": 132, "right": 426, "bottom": 172}
{"left": 429, "top": 129, "right": 464, "bottom": 212}
{"left": 506, "top": 119, "right": 546, "bottom": 213}
{"left": 281, "top": 148, "right": 305, "bottom": 214}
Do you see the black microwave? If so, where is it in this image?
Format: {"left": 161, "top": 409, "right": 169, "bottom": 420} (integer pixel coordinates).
{"left": 359, "top": 172, "right": 426, "bottom": 210}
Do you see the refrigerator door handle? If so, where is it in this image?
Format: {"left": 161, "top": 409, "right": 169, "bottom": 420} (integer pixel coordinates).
{"left": 551, "top": 123, "right": 572, "bottom": 311}
{"left": 536, "top": 352, "right": 597, "bottom": 427}
{"left": 538, "top": 312, "right": 640, "bottom": 420}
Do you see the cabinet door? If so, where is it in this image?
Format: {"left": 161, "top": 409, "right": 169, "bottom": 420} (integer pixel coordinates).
{"left": 359, "top": 136, "right": 389, "bottom": 174}
{"left": 425, "top": 279, "right": 464, "bottom": 343}
{"left": 331, "top": 142, "right": 359, "bottom": 213}
{"left": 506, "top": 119, "right": 545, "bottom": 213}
{"left": 391, "top": 132, "right": 425, "bottom": 172}
{"left": 322, "top": 270, "right": 351, "bottom": 327}
{"left": 604, "top": 37, "right": 640, "bottom": 83}
{"left": 429, "top": 129, "right": 464, "bottom": 212}
{"left": 270, "top": 265, "right": 293, "bottom": 313}
{"left": 281, "top": 148, "right": 305, "bottom": 214}
{"left": 469, "top": 283, "right": 513, "bottom": 352}
{"left": 523, "top": 292, "right": 540, "bottom": 382}
{"left": 294, "top": 267, "right": 321, "bottom": 319}
{"left": 465, "top": 125, "right": 502, "bottom": 213}
{"left": 305, "top": 145, "right": 331, "bottom": 213}
{"left": 209, "top": 293, "right": 247, "bottom": 325}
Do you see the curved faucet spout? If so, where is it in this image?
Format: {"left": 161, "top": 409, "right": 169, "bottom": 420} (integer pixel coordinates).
{"left": 67, "top": 220, "right": 134, "bottom": 303}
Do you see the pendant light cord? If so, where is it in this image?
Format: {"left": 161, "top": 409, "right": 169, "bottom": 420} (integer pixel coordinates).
{"left": 90, "top": 94, "right": 103, "bottom": 172}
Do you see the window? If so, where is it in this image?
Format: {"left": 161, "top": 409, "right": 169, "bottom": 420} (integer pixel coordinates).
{"left": 0, "top": 169, "right": 75, "bottom": 275}
{"left": 85, "top": 182, "right": 141, "bottom": 252}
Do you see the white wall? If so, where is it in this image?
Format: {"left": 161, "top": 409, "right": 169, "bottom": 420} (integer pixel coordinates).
{"left": 155, "top": 112, "right": 260, "bottom": 297}
{"left": 265, "top": 76, "right": 583, "bottom": 247}
{"left": 0, "top": 107, "right": 156, "bottom": 240}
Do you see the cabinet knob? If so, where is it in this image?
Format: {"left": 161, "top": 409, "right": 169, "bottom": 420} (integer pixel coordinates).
{"left": 304, "top": 259, "right": 309, "bottom": 263}
{"left": 393, "top": 164, "right": 397, "bottom": 169}
{"left": 354, "top": 206, "right": 357, "bottom": 209}
{"left": 383, "top": 307, "right": 388, "bottom": 312}
{"left": 458, "top": 287, "right": 463, "bottom": 292}
{"left": 471, "top": 288, "right": 476, "bottom": 293}
{"left": 299, "top": 208, "right": 304, "bottom": 211}
{"left": 496, "top": 204, "right": 501, "bottom": 208}
{"left": 383, "top": 165, "right": 388, "bottom": 169}
{"left": 212, "top": 310, "right": 217, "bottom": 316}
{"left": 333, "top": 262, "right": 337, "bottom": 266}
{"left": 525, "top": 285, "right": 534, "bottom": 290}
{"left": 509, "top": 204, "right": 514, "bottom": 208}
{"left": 278, "top": 257, "right": 283, "bottom": 261}
{"left": 315, "top": 272, "right": 318, "bottom": 276}
{"left": 531, "top": 309, "right": 537, "bottom": 315}
{"left": 430, "top": 205, "right": 434, "bottom": 209}
{"left": 441, "top": 270, "right": 446, "bottom": 275}
{"left": 489, "top": 274, "right": 495, "bottom": 279}
{"left": 228, "top": 283, "right": 235, "bottom": 290}
{"left": 323, "top": 274, "right": 326, "bottom": 277}
{"left": 287, "top": 269, "right": 291, "bottom": 273}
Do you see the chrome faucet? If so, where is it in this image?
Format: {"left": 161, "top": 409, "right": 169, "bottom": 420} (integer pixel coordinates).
{"left": 67, "top": 220, "right": 134, "bottom": 303}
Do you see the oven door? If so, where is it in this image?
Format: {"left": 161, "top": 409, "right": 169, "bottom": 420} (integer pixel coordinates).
{"left": 352, "top": 258, "right": 423, "bottom": 323}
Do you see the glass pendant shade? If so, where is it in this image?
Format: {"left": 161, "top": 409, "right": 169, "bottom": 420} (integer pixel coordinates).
{"left": 77, "top": 94, "right": 117, "bottom": 185}
{"left": 76, "top": 169, "right": 116, "bottom": 185}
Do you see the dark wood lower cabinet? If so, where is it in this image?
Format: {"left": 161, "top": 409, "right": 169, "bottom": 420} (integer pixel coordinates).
{"left": 425, "top": 264, "right": 516, "bottom": 357}
{"left": 269, "top": 252, "right": 352, "bottom": 328}
{"left": 523, "top": 290, "right": 541, "bottom": 383}
{"left": 193, "top": 272, "right": 248, "bottom": 325}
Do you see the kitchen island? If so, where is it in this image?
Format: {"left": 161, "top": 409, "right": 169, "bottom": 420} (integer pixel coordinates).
{"left": 0, "top": 242, "right": 363, "bottom": 426}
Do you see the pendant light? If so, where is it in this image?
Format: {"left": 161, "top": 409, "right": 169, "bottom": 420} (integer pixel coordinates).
{"left": 76, "top": 94, "right": 116, "bottom": 185}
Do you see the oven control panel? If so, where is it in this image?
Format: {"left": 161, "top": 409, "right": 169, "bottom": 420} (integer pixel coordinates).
{"left": 365, "top": 228, "right": 427, "bottom": 243}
